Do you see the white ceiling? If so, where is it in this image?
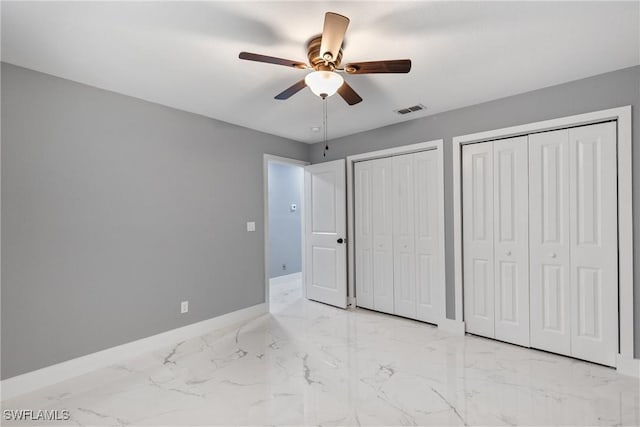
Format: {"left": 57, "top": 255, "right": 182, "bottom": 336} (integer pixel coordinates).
{"left": 2, "top": 1, "right": 638, "bottom": 144}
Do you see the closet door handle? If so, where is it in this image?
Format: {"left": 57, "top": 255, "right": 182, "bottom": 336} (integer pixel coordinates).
{"left": 337, "top": 238, "right": 345, "bottom": 244}
{"left": 550, "top": 252, "right": 557, "bottom": 259}
{"left": 506, "top": 251, "right": 512, "bottom": 256}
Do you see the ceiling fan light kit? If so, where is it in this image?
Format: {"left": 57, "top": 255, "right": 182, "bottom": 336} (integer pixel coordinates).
{"left": 238, "top": 12, "right": 412, "bottom": 105}
{"left": 305, "top": 70, "right": 344, "bottom": 99}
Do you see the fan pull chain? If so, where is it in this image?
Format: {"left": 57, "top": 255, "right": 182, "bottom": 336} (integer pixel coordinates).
{"left": 323, "top": 97, "right": 329, "bottom": 157}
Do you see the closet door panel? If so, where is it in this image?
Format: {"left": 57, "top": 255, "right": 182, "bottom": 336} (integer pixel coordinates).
{"left": 568, "top": 122, "right": 618, "bottom": 367}
{"left": 493, "top": 137, "right": 530, "bottom": 346}
{"left": 371, "top": 157, "right": 395, "bottom": 314}
{"left": 463, "top": 142, "right": 495, "bottom": 338}
{"left": 354, "top": 161, "right": 374, "bottom": 309}
{"left": 393, "top": 154, "right": 417, "bottom": 318}
{"left": 414, "top": 150, "right": 442, "bottom": 324}
{"left": 529, "top": 130, "right": 571, "bottom": 356}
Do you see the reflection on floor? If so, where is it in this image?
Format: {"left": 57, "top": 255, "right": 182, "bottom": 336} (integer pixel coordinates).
{"left": 2, "top": 275, "right": 639, "bottom": 426}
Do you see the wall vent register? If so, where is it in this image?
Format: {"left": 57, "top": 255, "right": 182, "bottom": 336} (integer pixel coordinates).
{"left": 395, "top": 104, "right": 426, "bottom": 115}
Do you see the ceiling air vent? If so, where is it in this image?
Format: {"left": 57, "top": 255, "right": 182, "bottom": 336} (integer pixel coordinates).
{"left": 395, "top": 104, "right": 426, "bottom": 115}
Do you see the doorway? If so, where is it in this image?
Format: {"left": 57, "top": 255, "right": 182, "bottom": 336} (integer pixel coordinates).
{"left": 264, "top": 155, "right": 307, "bottom": 310}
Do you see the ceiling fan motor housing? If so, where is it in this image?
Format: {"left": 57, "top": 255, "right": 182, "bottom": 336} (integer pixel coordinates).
{"left": 307, "top": 36, "right": 343, "bottom": 69}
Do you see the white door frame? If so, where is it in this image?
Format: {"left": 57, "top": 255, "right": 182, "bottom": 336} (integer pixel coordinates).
{"left": 451, "top": 106, "right": 636, "bottom": 376}
{"left": 263, "top": 154, "right": 309, "bottom": 311}
{"left": 346, "top": 139, "right": 446, "bottom": 323}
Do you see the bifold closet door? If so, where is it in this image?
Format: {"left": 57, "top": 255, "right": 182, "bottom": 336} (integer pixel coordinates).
{"left": 529, "top": 122, "right": 619, "bottom": 366}
{"left": 462, "top": 142, "right": 494, "bottom": 337}
{"left": 461, "top": 122, "right": 618, "bottom": 365}
{"left": 371, "top": 157, "right": 395, "bottom": 314}
{"left": 529, "top": 129, "right": 573, "bottom": 357}
{"left": 414, "top": 150, "right": 443, "bottom": 324}
{"left": 463, "top": 138, "right": 529, "bottom": 344}
{"left": 357, "top": 151, "right": 443, "bottom": 321}
{"left": 355, "top": 158, "right": 394, "bottom": 313}
{"left": 568, "top": 122, "right": 618, "bottom": 366}
{"left": 355, "top": 161, "right": 374, "bottom": 309}
{"left": 493, "top": 137, "right": 530, "bottom": 347}
{"left": 393, "top": 153, "right": 417, "bottom": 318}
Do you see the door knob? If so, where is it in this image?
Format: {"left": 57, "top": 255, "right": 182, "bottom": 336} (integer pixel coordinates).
{"left": 337, "top": 238, "right": 344, "bottom": 244}
{"left": 550, "top": 253, "right": 557, "bottom": 258}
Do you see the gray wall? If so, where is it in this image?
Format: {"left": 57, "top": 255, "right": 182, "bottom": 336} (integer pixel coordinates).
{"left": 310, "top": 65, "right": 640, "bottom": 357}
{"left": 1, "top": 63, "right": 310, "bottom": 379}
{"left": 268, "top": 162, "right": 303, "bottom": 278}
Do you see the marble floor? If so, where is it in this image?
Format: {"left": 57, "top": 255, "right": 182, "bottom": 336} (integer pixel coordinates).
{"left": 2, "top": 276, "right": 639, "bottom": 426}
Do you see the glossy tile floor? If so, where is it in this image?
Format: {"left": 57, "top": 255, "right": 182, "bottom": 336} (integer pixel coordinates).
{"left": 3, "top": 276, "right": 639, "bottom": 426}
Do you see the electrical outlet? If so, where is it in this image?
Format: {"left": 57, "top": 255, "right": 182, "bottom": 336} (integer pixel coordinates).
{"left": 180, "top": 300, "right": 189, "bottom": 314}
{"left": 282, "top": 263, "right": 287, "bottom": 271}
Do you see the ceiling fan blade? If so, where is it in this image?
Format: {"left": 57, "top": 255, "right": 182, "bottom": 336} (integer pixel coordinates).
{"left": 344, "top": 59, "right": 412, "bottom": 74}
{"left": 337, "top": 81, "right": 363, "bottom": 106}
{"left": 275, "top": 79, "right": 307, "bottom": 100}
{"left": 319, "top": 12, "right": 350, "bottom": 63}
{"left": 239, "top": 52, "right": 308, "bottom": 69}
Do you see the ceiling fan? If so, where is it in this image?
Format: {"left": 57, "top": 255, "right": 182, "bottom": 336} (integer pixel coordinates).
{"left": 238, "top": 12, "right": 412, "bottom": 105}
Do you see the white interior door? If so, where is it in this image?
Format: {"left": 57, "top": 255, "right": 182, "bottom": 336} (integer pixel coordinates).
{"left": 568, "top": 122, "right": 618, "bottom": 367}
{"left": 371, "top": 157, "right": 395, "bottom": 314}
{"left": 414, "top": 150, "right": 443, "bottom": 324}
{"left": 393, "top": 154, "right": 417, "bottom": 318}
{"left": 354, "top": 161, "right": 374, "bottom": 309}
{"left": 493, "top": 137, "right": 530, "bottom": 347}
{"left": 463, "top": 142, "right": 495, "bottom": 338}
{"left": 304, "top": 159, "right": 347, "bottom": 308}
{"left": 529, "top": 130, "right": 571, "bottom": 356}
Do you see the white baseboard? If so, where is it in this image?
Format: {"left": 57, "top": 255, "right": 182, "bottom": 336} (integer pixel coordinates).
{"left": 0, "top": 302, "right": 268, "bottom": 401}
{"left": 616, "top": 354, "right": 640, "bottom": 378}
{"left": 438, "top": 318, "right": 466, "bottom": 336}
{"left": 269, "top": 272, "right": 302, "bottom": 286}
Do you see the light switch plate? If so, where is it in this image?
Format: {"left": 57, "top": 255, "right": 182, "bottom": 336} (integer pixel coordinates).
{"left": 246, "top": 221, "right": 256, "bottom": 232}
{"left": 180, "top": 300, "right": 189, "bottom": 314}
